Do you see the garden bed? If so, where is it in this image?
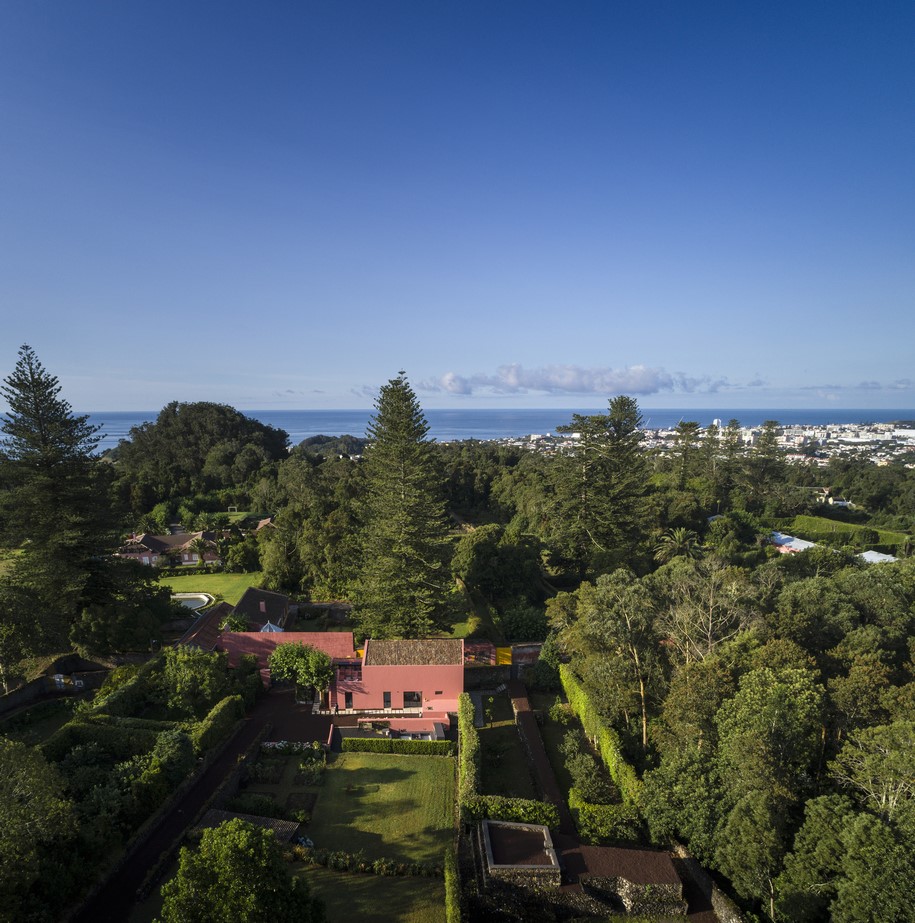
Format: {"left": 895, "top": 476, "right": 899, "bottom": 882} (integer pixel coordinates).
{"left": 478, "top": 692, "right": 538, "bottom": 800}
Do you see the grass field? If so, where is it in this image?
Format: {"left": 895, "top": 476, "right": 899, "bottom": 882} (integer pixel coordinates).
{"left": 158, "top": 571, "right": 264, "bottom": 605}
{"left": 479, "top": 693, "right": 538, "bottom": 799}
{"left": 306, "top": 752, "right": 456, "bottom": 864}
{"left": 295, "top": 865, "right": 445, "bottom": 923}
{"left": 788, "top": 515, "right": 908, "bottom": 546}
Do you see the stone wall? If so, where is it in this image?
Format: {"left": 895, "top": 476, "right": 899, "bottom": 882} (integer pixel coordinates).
{"left": 672, "top": 843, "right": 745, "bottom": 923}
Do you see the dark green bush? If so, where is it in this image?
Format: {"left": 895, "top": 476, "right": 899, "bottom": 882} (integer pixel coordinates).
{"left": 458, "top": 693, "right": 481, "bottom": 816}
{"left": 568, "top": 787, "right": 642, "bottom": 842}
{"left": 341, "top": 737, "right": 454, "bottom": 755}
{"left": 190, "top": 694, "right": 244, "bottom": 753}
{"left": 560, "top": 664, "right": 642, "bottom": 806}
{"left": 463, "top": 794, "right": 560, "bottom": 828}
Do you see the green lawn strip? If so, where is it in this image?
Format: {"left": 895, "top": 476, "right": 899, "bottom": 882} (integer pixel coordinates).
{"left": 159, "top": 571, "right": 265, "bottom": 605}
{"left": 478, "top": 694, "right": 537, "bottom": 800}
{"left": 295, "top": 865, "right": 445, "bottom": 923}
{"left": 530, "top": 691, "right": 576, "bottom": 801}
{"left": 305, "top": 753, "right": 455, "bottom": 864}
{"left": 788, "top": 515, "right": 908, "bottom": 545}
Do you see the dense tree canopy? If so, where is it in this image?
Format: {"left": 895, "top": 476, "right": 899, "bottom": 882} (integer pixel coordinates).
{"left": 158, "top": 818, "right": 324, "bottom": 923}
{"left": 0, "top": 737, "right": 74, "bottom": 923}
{"left": 113, "top": 401, "right": 288, "bottom": 508}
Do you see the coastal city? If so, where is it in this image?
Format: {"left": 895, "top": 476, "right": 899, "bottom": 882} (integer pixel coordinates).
{"left": 504, "top": 420, "right": 915, "bottom": 466}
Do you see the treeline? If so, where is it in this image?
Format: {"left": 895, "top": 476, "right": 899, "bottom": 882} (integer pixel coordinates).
{"left": 541, "top": 552, "right": 915, "bottom": 920}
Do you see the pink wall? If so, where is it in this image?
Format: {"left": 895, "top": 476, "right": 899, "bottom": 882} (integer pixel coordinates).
{"left": 333, "top": 662, "right": 463, "bottom": 713}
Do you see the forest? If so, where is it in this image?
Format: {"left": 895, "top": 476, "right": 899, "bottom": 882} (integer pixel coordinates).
{"left": 2, "top": 346, "right": 914, "bottom": 921}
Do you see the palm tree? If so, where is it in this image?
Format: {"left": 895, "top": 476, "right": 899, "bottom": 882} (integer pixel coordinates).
{"left": 654, "top": 527, "right": 702, "bottom": 564}
{"left": 188, "top": 536, "right": 212, "bottom": 568}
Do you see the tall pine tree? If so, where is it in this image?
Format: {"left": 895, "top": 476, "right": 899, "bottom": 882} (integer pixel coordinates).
{"left": 551, "top": 394, "right": 649, "bottom": 576}
{"left": 0, "top": 345, "right": 116, "bottom": 634}
{"left": 355, "top": 372, "right": 452, "bottom": 639}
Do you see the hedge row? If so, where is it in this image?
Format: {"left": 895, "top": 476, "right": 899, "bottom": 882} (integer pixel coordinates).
{"left": 190, "top": 694, "right": 245, "bottom": 753}
{"left": 87, "top": 714, "right": 179, "bottom": 732}
{"left": 94, "top": 657, "right": 164, "bottom": 717}
{"left": 341, "top": 737, "right": 455, "bottom": 756}
{"left": 294, "top": 845, "right": 442, "bottom": 878}
{"left": 43, "top": 717, "right": 159, "bottom": 763}
{"left": 463, "top": 794, "right": 560, "bottom": 828}
{"left": 559, "top": 664, "right": 642, "bottom": 806}
{"left": 568, "top": 787, "right": 642, "bottom": 843}
{"left": 457, "top": 692, "right": 480, "bottom": 815}
{"left": 444, "top": 844, "right": 460, "bottom": 923}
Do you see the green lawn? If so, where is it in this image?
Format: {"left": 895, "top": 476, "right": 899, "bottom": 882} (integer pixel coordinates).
{"left": 479, "top": 694, "right": 538, "bottom": 799}
{"left": 159, "top": 571, "right": 265, "bottom": 605}
{"left": 788, "top": 515, "right": 908, "bottom": 546}
{"left": 295, "top": 865, "right": 445, "bottom": 923}
{"left": 306, "top": 753, "right": 456, "bottom": 864}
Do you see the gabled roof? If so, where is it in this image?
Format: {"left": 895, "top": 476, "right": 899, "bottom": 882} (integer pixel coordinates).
{"left": 233, "top": 587, "right": 289, "bottom": 627}
{"left": 124, "top": 531, "right": 219, "bottom": 554}
{"left": 179, "top": 602, "right": 233, "bottom": 650}
{"left": 363, "top": 638, "right": 464, "bottom": 666}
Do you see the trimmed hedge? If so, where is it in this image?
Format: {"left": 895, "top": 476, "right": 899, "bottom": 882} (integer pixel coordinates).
{"left": 295, "top": 846, "right": 442, "bottom": 878}
{"left": 560, "top": 664, "right": 642, "bottom": 806}
{"left": 190, "top": 694, "right": 244, "bottom": 753}
{"left": 341, "top": 737, "right": 455, "bottom": 756}
{"left": 42, "top": 717, "right": 159, "bottom": 764}
{"left": 458, "top": 693, "right": 480, "bottom": 817}
{"left": 568, "top": 787, "right": 642, "bottom": 843}
{"left": 94, "top": 657, "right": 164, "bottom": 717}
{"left": 445, "top": 844, "right": 460, "bottom": 923}
{"left": 463, "top": 794, "right": 560, "bottom": 828}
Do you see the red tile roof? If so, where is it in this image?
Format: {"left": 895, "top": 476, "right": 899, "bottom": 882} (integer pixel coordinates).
{"left": 218, "top": 631, "right": 357, "bottom": 672}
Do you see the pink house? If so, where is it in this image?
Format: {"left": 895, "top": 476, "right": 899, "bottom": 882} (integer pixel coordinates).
{"left": 330, "top": 638, "right": 464, "bottom": 719}
{"left": 216, "top": 632, "right": 464, "bottom": 726}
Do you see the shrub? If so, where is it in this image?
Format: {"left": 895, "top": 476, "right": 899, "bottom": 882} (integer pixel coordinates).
{"left": 445, "top": 844, "right": 461, "bottom": 923}
{"left": 295, "top": 761, "right": 324, "bottom": 785}
{"left": 43, "top": 718, "right": 159, "bottom": 764}
{"left": 225, "top": 792, "right": 287, "bottom": 819}
{"left": 463, "top": 794, "right": 560, "bottom": 828}
{"left": 458, "top": 693, "right": 481, "bottom": 816}
{"left": 299, "top": 847, "right": 442, "bottom": 878}
{"left": 93, "top": 657, "right": 165, "bottom": 717}
{"left": 560, "top": 664, "right": 642, "bottom": 806}
{"left": 340, "top": 737, "right": 455, "bottom": 755}
{"left": 568, "top": 787, "right": 642, "bottom": 843}
{"left": 190, "top": 694, "right": 244, "bottom": 754}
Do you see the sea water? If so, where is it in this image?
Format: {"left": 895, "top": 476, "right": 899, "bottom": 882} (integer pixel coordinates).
{"left": 83, "top": 408, "right": 915, "bottom": 453}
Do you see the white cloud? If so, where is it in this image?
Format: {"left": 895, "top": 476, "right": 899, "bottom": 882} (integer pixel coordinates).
{"left": 420, "top": 364, "right": 730, "bottom": 397}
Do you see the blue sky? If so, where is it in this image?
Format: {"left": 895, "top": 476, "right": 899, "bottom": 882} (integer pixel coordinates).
{"left": 1, "top": 1, "right": 913, "bottom": 411}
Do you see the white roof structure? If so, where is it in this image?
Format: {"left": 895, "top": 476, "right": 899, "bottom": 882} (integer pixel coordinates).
{"left": 259, "top": 621, "right": 284, "bottom": 633}
{"left": 771, "top": 531, "right": 818, "bottom": 553}
{"left": 858, "top": 550, "right": 898, "bottom": 564}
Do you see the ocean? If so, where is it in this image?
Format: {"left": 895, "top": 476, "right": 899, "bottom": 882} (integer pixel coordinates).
{"left": 83, "top": 408, "right": 915, "bottom": 454}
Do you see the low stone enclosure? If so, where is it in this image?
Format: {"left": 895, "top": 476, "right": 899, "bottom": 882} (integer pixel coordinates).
{"left": 480, "top": 820, "right": 562, "bottom": 890}
{"left": 477, "top": 820, "right": 687, "bottom": 916}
